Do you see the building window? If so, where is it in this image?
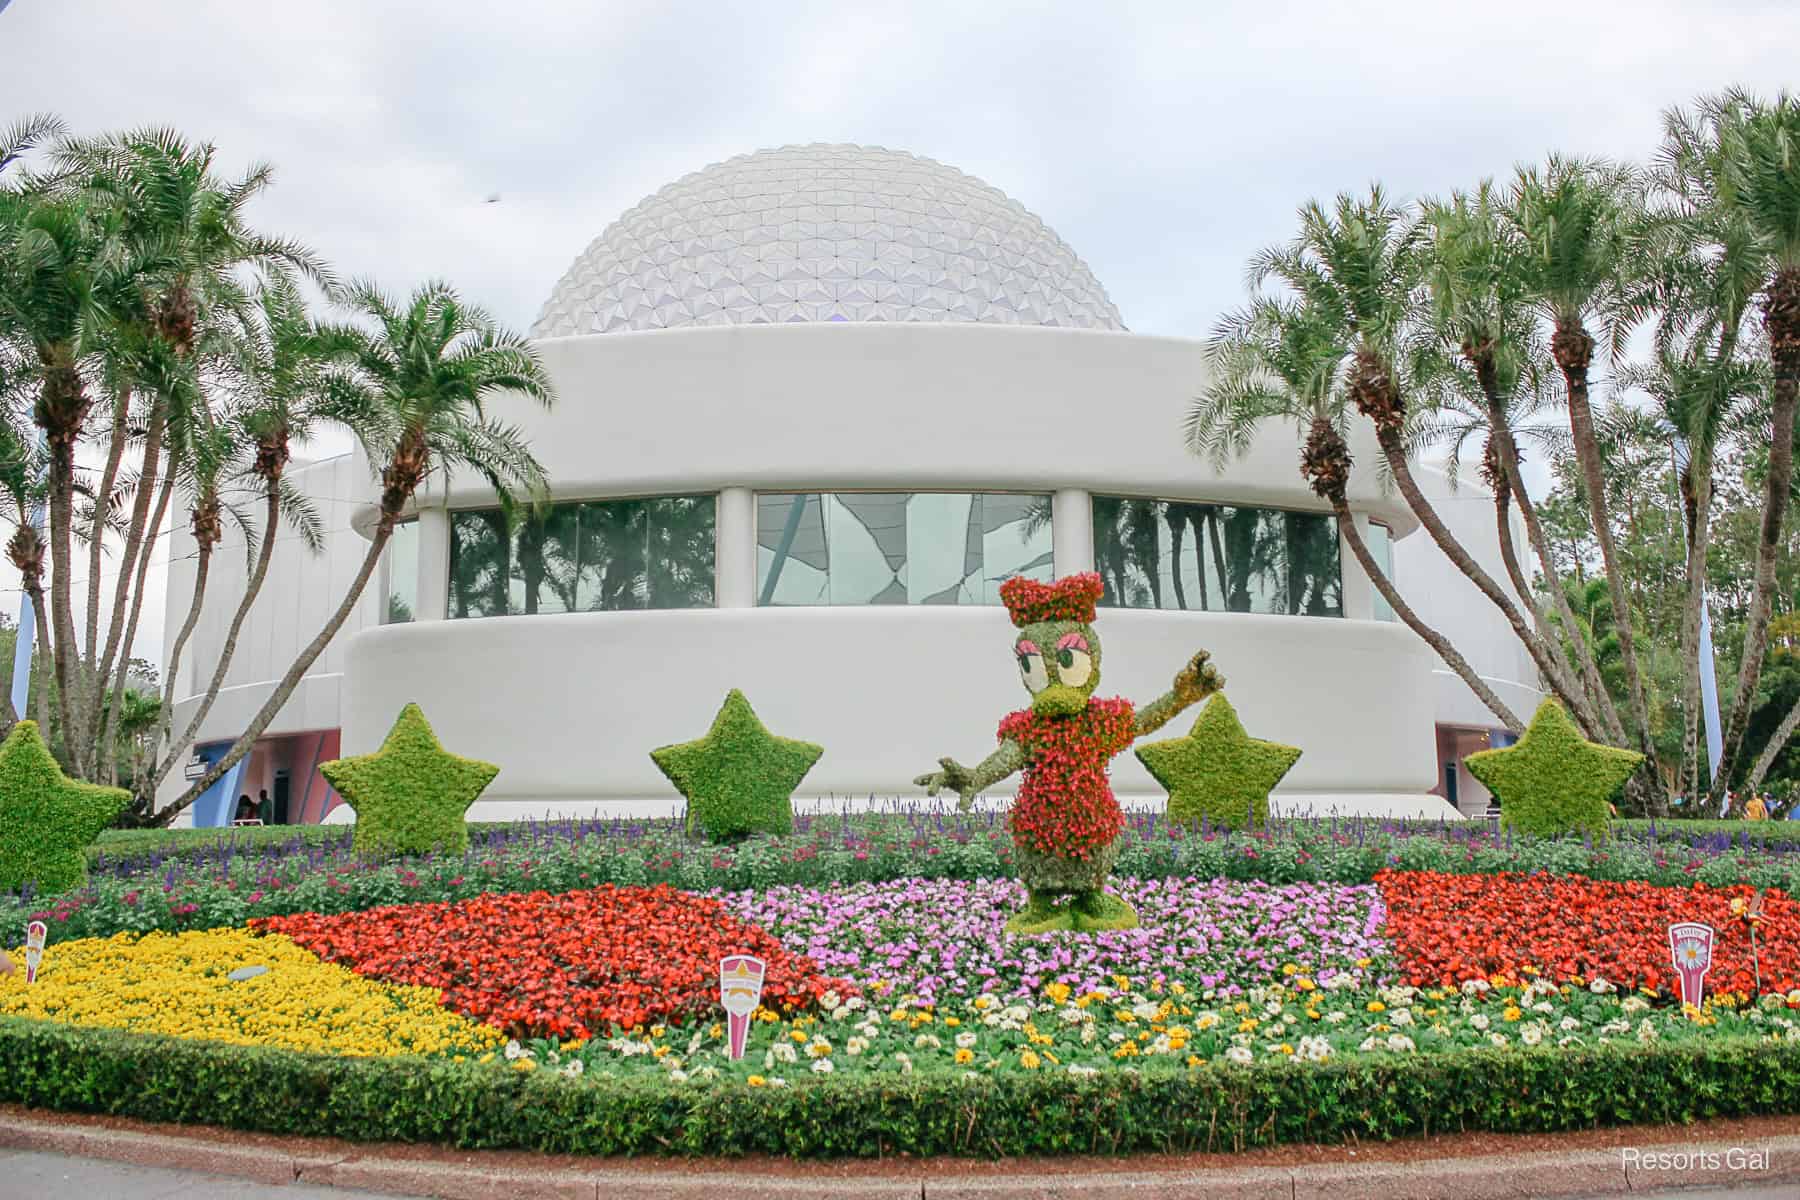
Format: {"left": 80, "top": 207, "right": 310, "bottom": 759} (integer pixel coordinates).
{"left": 448, "top": 496, "right": 715, "bottom": 617}
{"left": 1091, "top": 497, "right": 1342, "bottom": 616}
{"left": 1366, "top": 521, "right": 1396, "bottom": 622}
{"left": 383, "top": 519, "right": 417, "bottom": 624}
{"left": 756, "top": 492, "right": 1052, "bottom": 605}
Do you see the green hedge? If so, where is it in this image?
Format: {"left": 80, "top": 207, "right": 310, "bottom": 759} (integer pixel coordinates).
{"left": 1615, "top": 818, "right": 1800, "bottom": 845}
{"left": 4, "top": 1017, "right": 1800, "bottom": 1157}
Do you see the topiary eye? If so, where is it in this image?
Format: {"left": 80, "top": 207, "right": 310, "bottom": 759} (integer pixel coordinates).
{"left": 1058, "top": 648, "right": 1075, "bottom": 669}
{"left": 1015, "top": 640, "right": 1049, "bottom": 693}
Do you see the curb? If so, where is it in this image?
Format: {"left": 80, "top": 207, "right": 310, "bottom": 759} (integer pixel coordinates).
{"left": 5, "top": 1114, "right": 1800, "bottom": 1199}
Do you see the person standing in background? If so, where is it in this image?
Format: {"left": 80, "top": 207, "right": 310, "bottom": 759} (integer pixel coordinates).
{"left": 258, "top": 788, "right": 274, "bottom": 825}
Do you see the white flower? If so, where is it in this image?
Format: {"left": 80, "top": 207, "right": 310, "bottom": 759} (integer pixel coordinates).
{"left": 1225, "top": 1046, "right": 1254, "bottom": 1064}
{"left": 1137, "top": 1001, "right": 1165, "bottom": 1021}
{"left": 1067, "top": 1064, "right": 1098, "bottom": 1077}
{"left": 1559, "top": 1017, "right": 1582, "bottom": 1032}
{"left": 1520, "top": 1026, "right": 1542, "bottom": 1047}
{"left": 1107, "top": 1031, "right": 1127, "bottom": 1044}
{"left": 1488, "top": 1032, "right": 1508, "bottom": 1046}
{"left": 1589, "top": 977, "right": 1614, "bottom": 995}
{"left": 1462, "top": 979, "right": 1491, "bottom": 996}
{"left": 1620, "top": 996, "right": 1649, "bottom": 1015}
{"left": 1059, "top": 1007, "right": 1086, "bottom": 1026}
{"left": 1637, "top": 1019, "right": 1658, "bottom": 1044}
{"left": 668, "top": 1068, "right": 689, "bottom": 1083}
{"left": 1469, "top": 1014, "right": 1490, "bottom": 1031}
{"left": 894, "top": 1052, "right": 913, "bottom": 1075}
{"left": 820, "top": 991, "right": 842, "bottom": 1012}
{"left": 962, "top": 1071, "right": 980, "bottom": 1081}
{"left": 1601, "top": 1019, "right": 1631, "bottom": 1036}
{"left": 767, "top": 1076, "right": 788, "bottom": 1088}
{"left": 562, "top": 1059, "right": 585, "bottom": 1078}
{"left": 811, "top": 1058, "right": 834, "bottom": 1074}
{"left": 1323, "top": 1010, "right": 1348, "bottom": 1025}
{"left": 771, "top": 1042, "right": 798, "bottom": 1064}
{"left": 914, "top": 1033, "right": 940, "bottom": 1050}
{"left": 1298, "top": 1036, "right": 1333, "bottom": 1061}
{"left": 1080, "top": 1023, "right": 1098, "bottom": 1045}
{"left": 1194, "top": 1012, "right": 1221, "bottom": 1031}
{"left": 1558, "top": 1035, "right": 1582, "bottom": 1046}
{"left": 1386, "top": 1034, "right": 1416, "bottom": 1053}
{"left": 503, "top": 1040, "right": 525, "bottom": 1061}
{"left": 806, "top": 1037, "right": 832, "bottom": 1058}
{"left": 955, "top": 1032, "right": 978, "bottom": 1050}
{"left": 846, "top": 1037, "right": 869, "bottom": 1057}
{"left": 1358, "top": 1036, "right": 1380, "bottom": 1052}
{"left": 1390, "top": 1008, "right": 1413, "bottom": 1027}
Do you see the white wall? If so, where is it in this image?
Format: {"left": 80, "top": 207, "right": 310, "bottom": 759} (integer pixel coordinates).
{"left": 1390, "top": 466, "right": 1543, "bottom": 731}
{"left": 342, "top": 606, "right": 1445, "bottom": 818}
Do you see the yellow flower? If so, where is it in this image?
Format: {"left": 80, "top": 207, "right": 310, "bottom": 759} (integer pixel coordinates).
{"left": 747, "top": 1075, "right": 767, "bottom": 1087}
{"left": 1186, "top": 1054, "right": 1201, "bottom": 1067}
{"left": 954, "top": 1048, "right": 974, "bottom": 1064}
{"left": 1294, "top": 977, "right": 1315, "bottom": 991}
{"left": 1237, "top": 1018, "right": 1259, "bottom": 1033}
{"left": 1019, "top": 1050, "right": 1041, "bottom": 1070}
{"left": 1045, "top": 982, "right": 1071, "bottom": 1005}
{"left": 944, "top": 1016, "right": 961, "bottom": 1027}
{"left": 513, "top": 1058, "right": 537, "bottom": 1072}
{"left": 0, "top": 929, "right": 498, "bottom": 1060}
{"left": 1503, "top": 1006, "right": 1523, "bottom": 1023}
{"left": 1282, "top": 963, "right": 1298, "bottom": 976}
{"left": 1112, "top": 1042, "right": 1138, "bottom": 1059}
{"left": 1355, "top": 957, "right": 1372, "bottom": 968}
{"left": 1366, "top": 1001, "right": 1386, "bottom": 1013}
{"left": 790, "top": 1030, "right": 808, "bottom": 1043}
{"left": 1277, "top": 1044, "right": 1294, "bottom": 1056}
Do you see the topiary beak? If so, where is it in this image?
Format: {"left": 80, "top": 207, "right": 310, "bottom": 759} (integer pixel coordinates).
{"left": 1032, "top": 684, "right": 1088, "bottom": 717}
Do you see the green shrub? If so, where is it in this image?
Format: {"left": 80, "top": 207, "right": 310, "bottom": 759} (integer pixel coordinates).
{"left": 1, "top": 1017, "right": 1798, "bottom": 1157}
{"left": 1465, "top": 699, "right": 1642, "bottom": 840}
{"left": 650, "top": 689, "right": 822, "bottom": 843}
{"left": 320, "top": 703, "right": 498, "bottom": 858}
{"left": 1136, "top": 694, "right": 1301, "bottom": 832}
{"left": 0, "top": 721, "right": 129, "bottom": 894}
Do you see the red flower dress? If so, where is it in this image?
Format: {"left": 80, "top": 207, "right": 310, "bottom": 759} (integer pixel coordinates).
{"left": 998, "top": 697, "right": 1134, "bottom": 881}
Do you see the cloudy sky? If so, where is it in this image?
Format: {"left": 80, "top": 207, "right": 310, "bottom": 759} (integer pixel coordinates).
{"left": 2, "top": 0, "right": 1797, "bottom": 666}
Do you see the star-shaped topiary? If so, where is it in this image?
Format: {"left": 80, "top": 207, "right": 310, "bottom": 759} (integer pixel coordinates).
{"left": 1464, "top": 698, "right": 1642, "bottom": 839}
{"left": 1134, "top": 693, "right": 1301, "bottom": 831}
{"left": 651, "top": 689, "right": 823, "bottom": 843}
{"left": 320, "top": 703, "right": 498, "bottom": 858}
{"left": 0, "top": 721, "right": 130, "bottom": 894}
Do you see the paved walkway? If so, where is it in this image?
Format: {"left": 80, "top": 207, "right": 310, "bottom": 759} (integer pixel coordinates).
{"left": 6, "top": 1147, "right": 1800, "bottom": 1200}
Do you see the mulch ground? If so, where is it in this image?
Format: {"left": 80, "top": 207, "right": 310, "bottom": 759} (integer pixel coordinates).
{"left": 7, "top": 1103, "right": 1800, "bottom": 1179}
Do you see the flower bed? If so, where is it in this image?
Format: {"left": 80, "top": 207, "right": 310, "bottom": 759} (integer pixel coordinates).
{"left": 543, "top": 975, "right": 1800, "bottom": 1086}
{"left": 0, "top": 928, "right": 500, "bottom": 1057}
{"left": 255, "top": 884, "right": 847, "bottom": 1039}
{"left": 722, "top": 876, "right": 1388, "bottom": 1003}
{"left": 1377, "top": 870, "right": 1800, "bottom": 998}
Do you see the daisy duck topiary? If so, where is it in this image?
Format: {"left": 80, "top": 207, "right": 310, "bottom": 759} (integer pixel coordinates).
{"left": 914, "top": 572, "right": 1223, "bottom": 933}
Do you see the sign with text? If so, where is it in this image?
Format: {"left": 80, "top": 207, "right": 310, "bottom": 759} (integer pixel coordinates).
{"left": 1669, "top": 921, "right": 1715, "bottom": 1008}
{"left": 24, "top": 920, "right": 46, "bottom": 984}
{"left": 719, "top": 955, "right": 766, "bottom": 1061}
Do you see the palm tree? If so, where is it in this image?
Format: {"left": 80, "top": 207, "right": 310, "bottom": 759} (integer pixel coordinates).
{"left": 1190, "top": 291, "right": 1522, "bottom": 729}
{"left": 159, "top": 279, "right": 553, "bottom": 823}
{"left": 1416, "top": 183, "right": 1622, "bottom": 744}
{"left": 142, "top": 276, "right": 337, "bottom": 804}
{"left": 1507, "top": 158, "right": 1665, "bottom": 778}
{"left": 52, "top": 128, "right": 330, "bottom": 778}
{"left": 1677, "top": 90, "right": 1800, "bottom": 809}
{"left": 1252, "top": 188, "right": 1585, "bottom": 728}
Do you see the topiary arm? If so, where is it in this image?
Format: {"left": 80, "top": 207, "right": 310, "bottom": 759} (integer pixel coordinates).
{"left": 913, "top": 739, "right": 1026, "bottom": 812}
{"left": 1134, "top": 650, "right": 1224, "bottom": 738}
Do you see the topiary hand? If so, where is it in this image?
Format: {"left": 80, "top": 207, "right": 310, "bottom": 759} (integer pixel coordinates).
{"left": 914, "top": 757, "right": 976, "bottom": 808}
{"left": 1173, "top": 650, "right": 1225, "bottom": 705}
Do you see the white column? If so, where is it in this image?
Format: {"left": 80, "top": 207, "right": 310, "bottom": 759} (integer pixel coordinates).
{"left": 415, "top": 505, "right": 450, "bottom": 622}
{"left": 716, "top": 487, "right": 757, "bottom": 608}
{"left": 1338, "top": 511, "right": 1375, "bottom": 621}
{"left": 1051, "top": 488, "right": 1093, "bottom": 575}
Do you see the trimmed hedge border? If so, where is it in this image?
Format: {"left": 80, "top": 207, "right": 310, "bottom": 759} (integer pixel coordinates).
{"left": 4, "top": 1016, "right": 1800, "bottom": 1157}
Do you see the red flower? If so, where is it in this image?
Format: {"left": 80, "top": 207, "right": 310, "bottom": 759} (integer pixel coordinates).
{"left": 1001, "top": 698, "right": 1134, "bottom": 858}
{"left": 253, "top": 884, "right": 850, "bottom": 1040}
{"left": 1376, "top": 870, "right": 1800, "bottom": 999}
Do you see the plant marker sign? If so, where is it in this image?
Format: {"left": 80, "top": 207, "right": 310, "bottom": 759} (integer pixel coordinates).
{"left": 24, "top": 920, "right": 47, "bottom": 984}
{"left": 719, "top": 955, "right": 766, "bottom": 1061}
{"left": 1669, "top": 922, "right": 1715, "bottom": 1008}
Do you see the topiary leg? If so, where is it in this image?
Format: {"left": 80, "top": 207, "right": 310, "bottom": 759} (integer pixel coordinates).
{"left": 1004, "top": 889, "right": 1074, "bottom": 935}
{"left": 1070, "top": 888, "right": 1139, "bottom": 932}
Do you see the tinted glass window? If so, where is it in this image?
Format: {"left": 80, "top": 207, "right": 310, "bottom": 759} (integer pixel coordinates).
{"left": 756, "top": 492, "right": 1052, "bottom": 606}
{"left": 1091, "top": 497, "right": 1341, "bottom": 616}
{"left": 383, "top": 519, "right": 418, "bottom": 624}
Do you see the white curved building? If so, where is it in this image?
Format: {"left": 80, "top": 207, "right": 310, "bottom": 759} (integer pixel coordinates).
{"left": 159, "top": 145, "right": 1540, "bottom": 827}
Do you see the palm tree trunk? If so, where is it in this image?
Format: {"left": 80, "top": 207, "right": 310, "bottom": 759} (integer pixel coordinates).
{"left": 26, "top": 577, "right": 54, "bottom": 734}
{"left": 1552, "top": 321, "right": 1661, "bottom": 776}
{"left": 1484, "top": 400, "right": 1627, "bottom": 744}
{"left": 1678, "top": 436, "right": 1716, "bottom": 798}
{"left": 84, "top": 387, "right": 131, "bottom": 670}
{"left": 1713, "top": 269, "right": 1800, "bottom": 809}
{"left": 96, "top": 470, "right": 175, "bottom": 783}
{"left": 149, "top": 525, "right": 214, "bottom": 780}
{"left": 43, "top": 369, "right": 86, "bottom": 763}
{"left": 1745, "top": 690, "right": 1800, "bottom": 794}
{"left": 1373, "top": 430, "right": 1601, "bottom": 736}
{"left": 1335, "top": 500, "right": 1521, "bottom": 729}
{"left": 84, "top": 399, "right": 166, "bottom": 773}
{"left": 148, "top": 484, "right": 281, "bottom": 798}
{"left": 158, "top": 517, "right": 395, "bottom": 825}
